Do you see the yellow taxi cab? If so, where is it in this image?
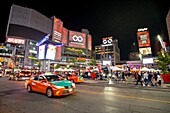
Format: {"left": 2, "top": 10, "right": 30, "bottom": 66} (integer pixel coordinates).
{"left": 25, "top": 73, "right": 76, "bottom": 97}
{"left": 9, "top": 71, "right": 32, "bottom": 81}
{"left": 66, "top": 73, "right": 84, "bottom": 83}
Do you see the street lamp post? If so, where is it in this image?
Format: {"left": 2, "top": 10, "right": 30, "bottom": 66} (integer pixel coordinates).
{"left": 138, "top": 54, "right": 142, "bottom": 60}
{"left": 157, "top": 35, "right": 167, "bottom": 52}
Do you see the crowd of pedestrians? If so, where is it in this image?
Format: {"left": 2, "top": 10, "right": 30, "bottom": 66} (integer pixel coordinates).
{"left": 135, "top": 71, "right": 162, "bottom": 86}
{"left": 86, "top": 70, "right": 163, "bottom": 87}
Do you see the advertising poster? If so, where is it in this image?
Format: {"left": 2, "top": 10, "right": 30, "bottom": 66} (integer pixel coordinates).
{"left": 69, "top": 30, "right": 86, "bottom": 49}
{"left": 52, "top": 17, "right": 63, "bottom": 42}
{"left": 38, "top": 44, "right": 45, "bottom": 59}
{"left": 139, "top": 47, "right": 152, "bottom": 55}
{"left": 45, "top": 44, "right": 56, "bottom": 60}
{"left": 55, "top": 46, "right": 62, "bottom": 61}
{"left": 137, "top": 30, "right": 150, "bottom": 47}
{"left": 88, "top": 35, "right": 92, "bottom": 50}
{"left": 61, "top": 27, "right": 68, "bottom": 46}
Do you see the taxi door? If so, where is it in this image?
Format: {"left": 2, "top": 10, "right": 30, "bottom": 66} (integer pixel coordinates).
{"left": 71, "top": 74, "right": 78, "bottom": 83}
{"left": 35, "top": 76, "right": 48, "bottom": 93}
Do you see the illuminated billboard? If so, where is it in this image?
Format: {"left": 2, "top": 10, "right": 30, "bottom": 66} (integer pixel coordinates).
{"left": 139, "top": 47, "right": 152, "bottom": 55}
{"left": 88, "top": 35, "right": 92, "bottom": 50}
{"left": 52, "top": 17, "right": 63, "bottom": 43}
{"left": 137, "top": 29, "right": 150, "bottom": 47}
{"left": 6, "top": 37, "right": 25, "bottom": 45}
{"left": 38, "top": 44, "right": 45, "bottom": 59}
{"left": 102, "top": 37, "right": 113, "bottom": 45}
{"left": 45, "top": 44, "right": 56, "bottom": 60}
{"left": 142, "top": 58, "right": 154, "bottom": 64}
{"left": 61, "top": 27, "right": 68, "bottom": 46}
{"left": 69, "top": 30, "right": 86, "bottom": 49}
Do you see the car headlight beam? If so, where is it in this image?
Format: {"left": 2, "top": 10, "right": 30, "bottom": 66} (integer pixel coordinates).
{"left": 54, "top": 86, "right": 65, "bottom": 89}
{"left": 72, "top": 83, "right": 76, "bottom": 88}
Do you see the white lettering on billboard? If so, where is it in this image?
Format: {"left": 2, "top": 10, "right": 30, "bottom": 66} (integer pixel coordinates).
{"left": 103, "top": 38, "right": 112, "bottom": 44}
{"left": 6, "top": 38, "right": 25, "bottom": 45}
{"left": 72, "top": 35, "right": 83, "bottom": 42}
{"left": 70, "top": 35, "right": 84, "bottom": 45}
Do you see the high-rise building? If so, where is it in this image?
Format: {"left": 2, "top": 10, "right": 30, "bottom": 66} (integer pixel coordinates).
{"left": 94, "top": 37, "right": 120, "bottom": 66}
{"left": 6, "top": 4, "right": 52, "bottom": 41}
{"left": 128, "top": 42, "right": 140, "bottom": 61}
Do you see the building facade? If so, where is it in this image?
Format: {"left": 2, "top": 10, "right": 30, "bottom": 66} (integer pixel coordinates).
{"left": 5, "top": 4, "right": 92, "bottom": 70}
{"left": 94, "top": 37, "right": 120, "bottom": 66}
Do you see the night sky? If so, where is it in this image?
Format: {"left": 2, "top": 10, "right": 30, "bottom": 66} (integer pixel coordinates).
{"left": 0, "top": 0, "right": 170, "bottom": 60}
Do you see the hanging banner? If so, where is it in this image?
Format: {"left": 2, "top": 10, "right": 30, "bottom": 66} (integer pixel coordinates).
{"left": 97, "top": 64, "right": 101, "bottom": 73}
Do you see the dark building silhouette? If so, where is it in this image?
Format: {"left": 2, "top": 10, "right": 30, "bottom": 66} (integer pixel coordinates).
{"left": 128, "top": 42, "right": 140, "bottom": 60}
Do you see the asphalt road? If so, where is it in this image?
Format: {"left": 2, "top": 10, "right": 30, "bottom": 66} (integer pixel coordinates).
{"left": 0, "top": 77, "right": 170, "bottom": 113}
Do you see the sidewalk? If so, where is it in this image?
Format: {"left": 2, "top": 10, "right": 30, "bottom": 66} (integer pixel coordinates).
{"left": 83, "top": 78, "right": 170, "bottom": 92}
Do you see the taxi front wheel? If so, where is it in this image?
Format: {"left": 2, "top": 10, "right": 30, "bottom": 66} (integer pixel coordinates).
{"left": 46, "top": 88, "right": 53, "bottom": 98}
{"left": 15, "top": 77, "right": 18, "bottom": 81}
{"left": 27, "top": 85, "right": 32, "bottom": 92}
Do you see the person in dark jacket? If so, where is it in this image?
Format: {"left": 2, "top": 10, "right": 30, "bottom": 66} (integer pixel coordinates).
{"left": 146, "top": 71, "right": 154, "bottom": 86}
{"left": 135, "top": 73, "right": 143, "bottom": 86}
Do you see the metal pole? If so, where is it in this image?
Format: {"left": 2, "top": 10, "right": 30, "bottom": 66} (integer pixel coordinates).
{"left": 13, "top": 46, "right": 16, "bottom": 72}
{"left": 47, "top": 60, "right": 50, "bottom": 72}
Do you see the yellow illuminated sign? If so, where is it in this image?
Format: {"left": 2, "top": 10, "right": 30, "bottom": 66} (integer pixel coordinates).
{"left": 77, "top": 58, "right": 86, "bottom": 61}
{"left": 28, "top": 56, "right": 37, "bottom": 60}
{"left": 0, "top": 57, "right": 4, "bottom": 62}
{"left": 0, "top": 46, "right": 6, "bottom": 48}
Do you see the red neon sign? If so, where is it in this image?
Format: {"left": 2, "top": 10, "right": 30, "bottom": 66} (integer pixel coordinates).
{"left": 6, "top": 37, "right": 25, "bottom": 45}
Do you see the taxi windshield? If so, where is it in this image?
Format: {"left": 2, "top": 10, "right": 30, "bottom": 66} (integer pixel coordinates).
{"left": 45, "top": 75, "right": 62, "bottom": 82}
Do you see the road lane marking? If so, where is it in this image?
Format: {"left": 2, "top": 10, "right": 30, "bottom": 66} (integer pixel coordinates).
{"left": 77, "top": 89, "right": 170, "bottom": 104}
{"left": 55, "top": 100, "right": 67, "bottom": 105}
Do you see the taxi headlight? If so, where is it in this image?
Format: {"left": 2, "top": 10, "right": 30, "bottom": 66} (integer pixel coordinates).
{"left": 72, "top": 83, "right": 76, "bottom": 88}
{"left": 54, "top": 86, "right": 65, "bottom": 89}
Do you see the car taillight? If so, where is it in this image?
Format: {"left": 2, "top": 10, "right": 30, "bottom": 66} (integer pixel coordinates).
{"left": 20, "top": 73, "right": 24, "bottom": 76}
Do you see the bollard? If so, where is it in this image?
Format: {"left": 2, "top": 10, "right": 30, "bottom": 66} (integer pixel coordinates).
{"left": 108, "top": 78, "right": 114, "bottom": 84}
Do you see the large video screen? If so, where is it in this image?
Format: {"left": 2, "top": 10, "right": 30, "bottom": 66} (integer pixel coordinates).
{"left": 38, "top": 44, "right": 45, "bottom": 59}
{"left": 137, "top": 30, "right": 150, "bottom": 47}
{"left": 69, "top": 30, "right": 86, "bottom": 49}
{"left": 45, "top": 44, "right": 56, "bottom": 60}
